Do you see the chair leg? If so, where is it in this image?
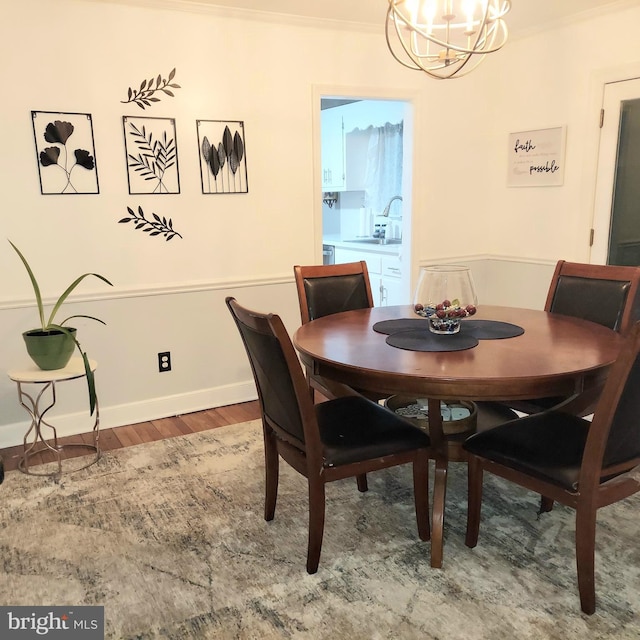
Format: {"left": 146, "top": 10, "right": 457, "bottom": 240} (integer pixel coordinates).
{"left": 539, "top": 495, "right": 554, "bottom": 513}
{"left": 575, "top": 504, "right": 598, "bottom": 615}
{"left": 356, "top": 474, "right": 368, "bottom": 492}
{"left": 306, "top": 479, "right": 326, "bottom": 574}
{"left": 307, "top": 378, "right": 316, "bottom": 403}
{"left": 465, "top": 454, "right": 484, "bottom": 548}
{"left": 430, "top": 454, "right": 448, "bottom": 568}
{"left": 413, "top": 450, "right": 431, "bottom": 542}
{"left": 263, "top": 427, "right": 279, "bottom": 521}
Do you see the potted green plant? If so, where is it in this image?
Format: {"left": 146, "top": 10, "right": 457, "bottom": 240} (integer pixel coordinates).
{"left": 9, "top": 240, "right": 113, "bottom": 415}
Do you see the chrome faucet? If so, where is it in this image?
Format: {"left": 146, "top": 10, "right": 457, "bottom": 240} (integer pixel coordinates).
{"left": 382, "top": 195, "right": 403, "bottom": 217}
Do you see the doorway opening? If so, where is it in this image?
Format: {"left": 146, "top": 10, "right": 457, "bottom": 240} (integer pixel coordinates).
{"left": 592, "top": 77, "right": 640, "bottom": 266}
{"left": 318, "top": 95, "right": 413, "bottom": 306}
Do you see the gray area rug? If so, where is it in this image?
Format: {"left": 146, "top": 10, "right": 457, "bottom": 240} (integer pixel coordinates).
{"left": 0, "top": 420, "right": 638, "bottom": 639}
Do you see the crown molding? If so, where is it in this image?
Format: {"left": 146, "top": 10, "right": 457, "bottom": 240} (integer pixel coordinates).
{"left": 80, "top": 0, "right": 381, "bottom": 34}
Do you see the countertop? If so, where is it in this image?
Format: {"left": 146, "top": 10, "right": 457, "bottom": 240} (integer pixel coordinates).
{"left": 323, "top": 236, "right": 402, "bottom": 255}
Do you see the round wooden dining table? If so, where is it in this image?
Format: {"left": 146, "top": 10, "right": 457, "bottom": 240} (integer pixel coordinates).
{"left": 292, "top": 304, "right": 624, "bottom": 568}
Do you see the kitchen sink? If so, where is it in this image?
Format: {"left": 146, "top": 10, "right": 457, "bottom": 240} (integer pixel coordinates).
{"left": 345, "top": 238, "right": 402, "bottom": 245}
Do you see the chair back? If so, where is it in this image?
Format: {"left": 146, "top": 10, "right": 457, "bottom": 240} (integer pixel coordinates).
{"left": 294, "top": 261, "right": 374, "bottom": 324}
{"left": 545, "top": 260, "right": 640, "bottom": 334}
{"left": 225, "top": 297, "right": 319, "bottom": 453}
{"left": 581, "top": 322, "right": 640, "bottom": 484}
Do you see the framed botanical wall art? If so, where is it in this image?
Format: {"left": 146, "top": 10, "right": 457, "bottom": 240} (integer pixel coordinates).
{"left": 123, "top": 116, "right": 180, "bottom": 194}
{"left": 31, "top": 111, "right": 99, "bottom": 194}
{"left": 197, "top": 120, "right": 248, "bottom": 194}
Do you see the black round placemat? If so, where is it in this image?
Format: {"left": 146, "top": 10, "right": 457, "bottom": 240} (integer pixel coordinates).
{"left": 385, "top": 329, "right": 479, "bottom": 352}
{"left": 461, "top": 320, "right": 524, "bottom": 339}
{"left": 374, "top": 318, "right": 524, "bottom": 340}
{"left": 374, "top": 318, "right": 430, "bottom": 335}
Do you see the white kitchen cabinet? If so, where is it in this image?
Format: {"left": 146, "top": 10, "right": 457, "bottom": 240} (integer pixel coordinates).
{"left": 321, "top": 108, "right": 345, "bottom": 191}
{"left": 333, "top": 247, "right": 404, "bottom": 307}
{"left": 380, "top": 255, "right": 405, "bottom": 306}
{"left": 380, "top": 276, "right": 405, "bottom": 306}
{"left": 381, "top": 254, "right": 402, "bottom": 280}
{"left": 332, "top": 246, "right": 354, "bottom": 265}
{"left": 334, "top": 247, "right": 381, "bottom": 274}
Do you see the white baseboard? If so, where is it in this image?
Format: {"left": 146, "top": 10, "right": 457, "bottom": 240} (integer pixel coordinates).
{"left": 0, "top": 381, "right": 258, "bottom": 450}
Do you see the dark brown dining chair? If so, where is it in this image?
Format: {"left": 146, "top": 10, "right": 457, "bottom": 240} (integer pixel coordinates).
{"left": 225, "top": 296, "right": 432, "bottom": 573}
{"left": 548, "top": 260, "right": 640, "bottom": 333}
{"left": 479, "top": 260, "right": 640, "bottom": 514}
{"left": 294, "top": 261, "right": 374, "bottom": 325}
{"left": 293, "top": 261, "right": 384, "bottom": 406}
{"left": 294, "top": 261, "right": 394, "bottom": 494}
{"left": 503, "top": 260, "right": 640, "bottom": 417}
{"left": 463, "top": 321, "right": 640, "bottom": 615}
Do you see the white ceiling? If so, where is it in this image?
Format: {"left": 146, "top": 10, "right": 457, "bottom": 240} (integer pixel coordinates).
{"left": 177, "top": 0, "right": 639, "bottom": 36}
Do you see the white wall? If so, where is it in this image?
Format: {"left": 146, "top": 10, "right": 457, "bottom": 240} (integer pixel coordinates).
{"left": 418, "top": 4, "right": 640, "bottom": 265}
{"left": 1, "top": 0, "right": 639, "bottom": 447}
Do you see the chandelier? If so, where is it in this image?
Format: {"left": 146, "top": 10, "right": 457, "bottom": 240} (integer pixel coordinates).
{"left": 385, "top": 0, "right": 511, "bottom": 80}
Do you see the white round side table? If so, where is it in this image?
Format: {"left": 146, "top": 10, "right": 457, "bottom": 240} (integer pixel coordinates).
{"left": 7, "top": 357, "right": 101, "bottom": 477}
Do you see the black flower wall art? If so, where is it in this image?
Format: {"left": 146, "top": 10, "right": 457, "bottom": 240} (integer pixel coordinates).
{"left": 123, "top": 116, "right": 180, "bottom": 194}
{"left": 197, "top": 120, "right": 248, "bottom": 194}
{"left": 31, "top": 111, "right": 99, "bottom": 194}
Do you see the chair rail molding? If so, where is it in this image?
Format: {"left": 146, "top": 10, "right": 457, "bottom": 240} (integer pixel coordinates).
{"left": 0, "top": 274, "right": 293, "bottom": 311}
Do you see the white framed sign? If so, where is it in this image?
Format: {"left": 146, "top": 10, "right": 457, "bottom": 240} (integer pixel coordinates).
{"left": 507, "top": 126, "right": 566, "bottom": 187}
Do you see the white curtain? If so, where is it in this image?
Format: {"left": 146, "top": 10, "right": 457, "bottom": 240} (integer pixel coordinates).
{"left": 362, "top": 121, "right": 404, "bottom": 215}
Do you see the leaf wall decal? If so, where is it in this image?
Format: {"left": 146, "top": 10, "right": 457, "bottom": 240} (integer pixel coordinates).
{"left": 222, "top": 126, "right": 233, "bottom": 159}
{"left": 74, "top": 149, "right": 95, "bottom": 170}
{"left": 40, "top": 147, "right": 60, "bottom": 166}
{"left": 44, "top": 120, "right": 74, "bottom": 144}
{"left": 208, "top": 147, "right": 220, "bottom": 177}
{"left": 118, "top": 204, "right": 183, "bottom": 240}
{"left": 201, "top": 136, "right": 211, "bottom": 162}
{"left": 233, "top": 131, "right": 244, "bottom": 163}
{"left": 121, "top": 68, "right": 181, "bottom": 109}
{"left": 229, "top": 149, "right": 239, "bottom": 174}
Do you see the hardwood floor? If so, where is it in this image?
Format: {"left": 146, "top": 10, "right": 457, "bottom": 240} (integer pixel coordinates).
{"left": 0, "top": 401, "right": 262, "bottom": 474}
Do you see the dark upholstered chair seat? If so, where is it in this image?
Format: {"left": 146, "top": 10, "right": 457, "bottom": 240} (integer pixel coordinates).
{"left": 463, "top": 412, "right": 589, "bottom": 491}
{"left": 316, "top": 396, "right": 430, "bottom": 467}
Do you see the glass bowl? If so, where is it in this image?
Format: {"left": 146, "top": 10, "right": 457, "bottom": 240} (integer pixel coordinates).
{"left": 413, "top": 265, "right": 478, "bottom": 334}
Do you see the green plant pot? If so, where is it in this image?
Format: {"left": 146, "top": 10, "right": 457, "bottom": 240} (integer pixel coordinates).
{"left": 23, "top": 328, "right": 76, "bottom": 370}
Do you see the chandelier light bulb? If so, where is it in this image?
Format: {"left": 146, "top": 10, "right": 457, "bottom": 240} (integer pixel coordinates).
{"left": 386, "top": 0, "right": 511, "bottom": 79}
